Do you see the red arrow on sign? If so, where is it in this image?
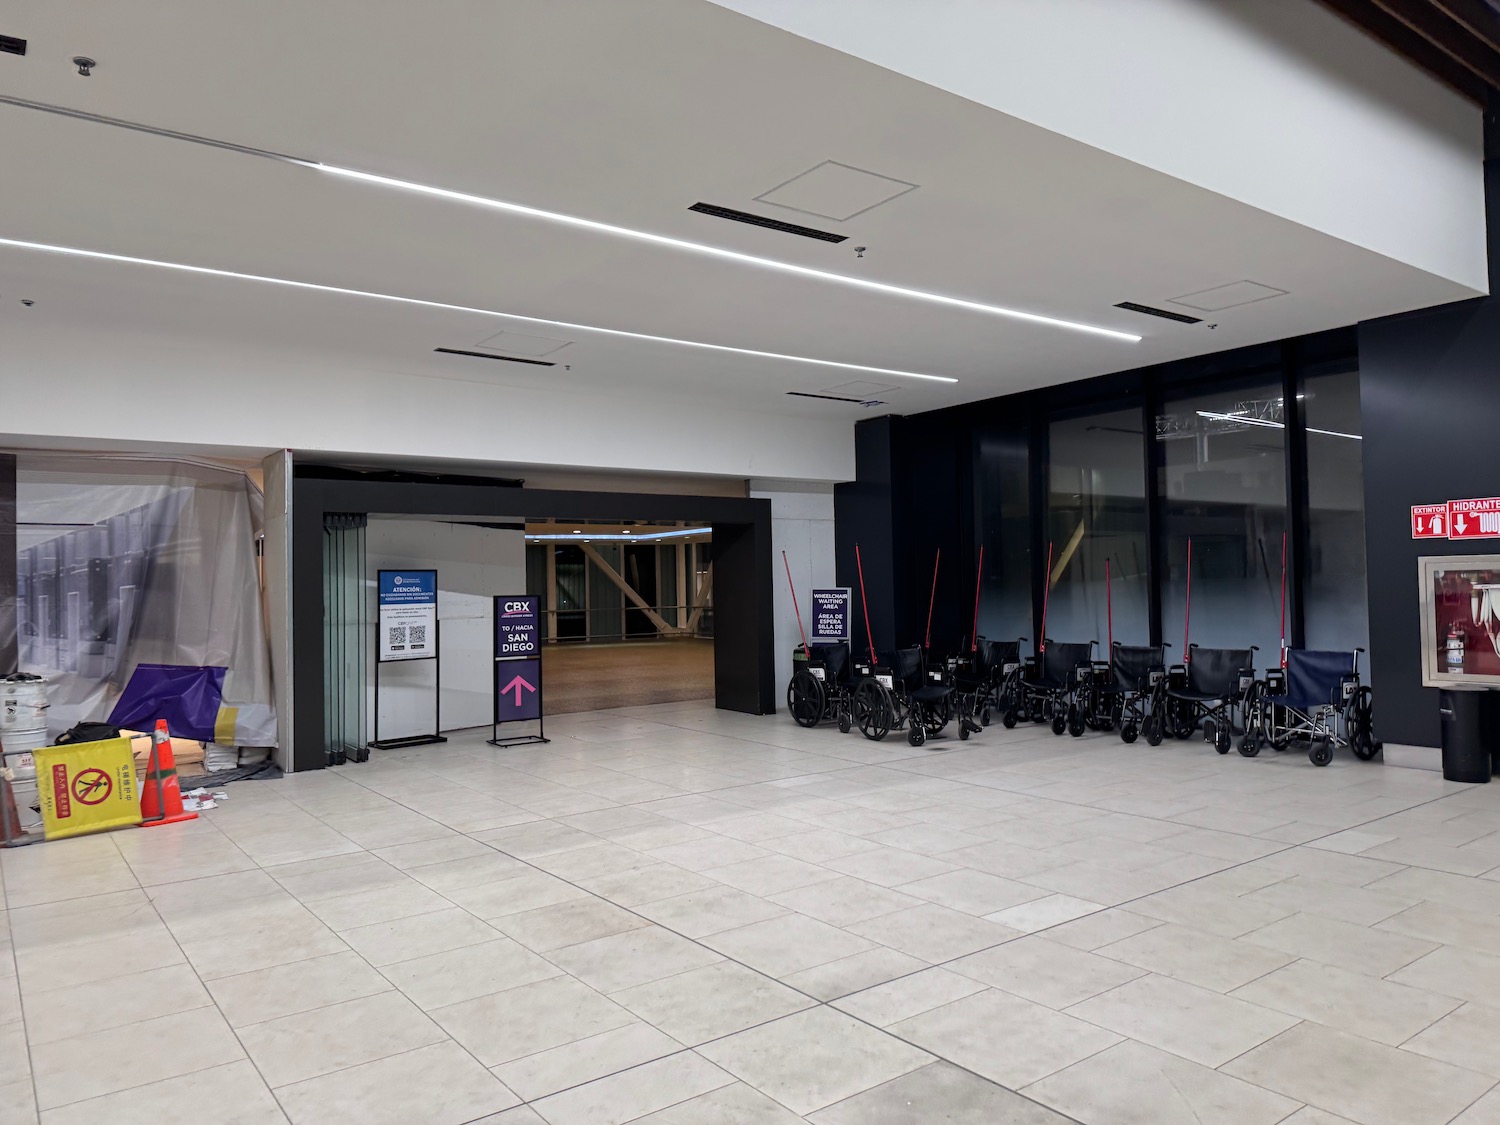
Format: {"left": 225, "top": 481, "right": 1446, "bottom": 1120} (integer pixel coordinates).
{"left": 501, "top": 674, "right": 536, "bottom": 707}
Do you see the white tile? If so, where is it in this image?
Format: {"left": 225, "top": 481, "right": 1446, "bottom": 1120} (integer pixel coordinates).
{"left": 1230, "top": 958, "right": 1460, "bottom": 1045}
{"left": 1065, "top": 973, "right": 1297, "bottom": 1067}
{"left": 36, "top": 1060, "right": 285, "bottom": 1125}
{"left": 492, "top": 1023, "right": 683, "bottom": 1101}
{"left": 530, "top": 1051, "right": 734, "bottom": 1125}
{"left": 951, "top": 936, "right": 1145, "bottom": 1008}
{"left": 698, "top": 1007, "right": 933, "bottom": 1116}
{"left": 985, "top": 894, "right": 1103, "bottom": 933}
{"left": 276, "top": 1040, "right": 518, "bottom": 1125}
{"left": 238, "top": 991, "right": 445, "bottom": 1088}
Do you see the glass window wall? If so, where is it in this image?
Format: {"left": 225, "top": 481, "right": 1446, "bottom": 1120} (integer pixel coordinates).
{"left": 1158, "top": 379, "right": 1288, "bottom": 667}
{"left": 973, "top": 426, "right": 1031, "bottom": 646}
{"left": 1046, "top": 407, "right": 1149, "bottom": 649}
{"left": 1301, "top": 366, "right": 1369, "bottom": 658}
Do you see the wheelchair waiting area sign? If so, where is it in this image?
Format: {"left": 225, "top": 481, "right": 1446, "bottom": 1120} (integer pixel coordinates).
{"left": 812, "top": 588, "right": 851, "bottom": 644}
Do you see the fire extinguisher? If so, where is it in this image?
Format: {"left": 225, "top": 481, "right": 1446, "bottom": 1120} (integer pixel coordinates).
{"left": 1446, "top": 620, "right": 1466, "bottom": 671}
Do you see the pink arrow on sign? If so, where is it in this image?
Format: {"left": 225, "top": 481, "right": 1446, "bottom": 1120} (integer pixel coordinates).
{"left": 501, "top": 674, "right": 536, "bottom": 707}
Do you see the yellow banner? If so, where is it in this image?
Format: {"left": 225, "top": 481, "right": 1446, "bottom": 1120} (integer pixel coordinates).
{"left": 34, "top": 739, "right": 143, "bottom": 840}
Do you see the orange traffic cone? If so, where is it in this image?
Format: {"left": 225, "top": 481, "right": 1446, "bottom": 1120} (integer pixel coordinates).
{"left": 139, "top": 719, "right": 198, "bottom": 827}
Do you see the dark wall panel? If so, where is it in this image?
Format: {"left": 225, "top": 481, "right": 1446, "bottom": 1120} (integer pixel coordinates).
{"left": 712, "top": 518, "right": 775, "bottom": 714}
{"left": 1358, "top": 160, "right": 1499, "bottom": 748}
{"left": 835, "top": 418, "right": 898, "bottom": 658}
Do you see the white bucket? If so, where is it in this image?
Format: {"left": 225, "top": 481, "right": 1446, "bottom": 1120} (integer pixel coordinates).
{"left": 0, "top": 726, "right": 46, "bottom": 781}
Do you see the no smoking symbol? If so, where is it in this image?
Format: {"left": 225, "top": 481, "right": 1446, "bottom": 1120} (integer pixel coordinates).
{"left": 72, "top": 768, "right": 113, "bottom": 806}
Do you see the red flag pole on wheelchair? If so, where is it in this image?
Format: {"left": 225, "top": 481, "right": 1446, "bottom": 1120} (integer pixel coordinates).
{"left": 1183, "top": 537, "right": 1193, "bottom": 664}
{"left": 1106, "top": 558, "right": 1113, "bottom": 657}
{"left": 970, "top": 545, "right": 984, "bottom": 653}
{"left": 1279, "top": 531, "right": 1288, "bottom": 670}
{"left": 781, "top": 551, "right": 810, "bottom": 658}
{"left": 855, "top": 544, "right": 878, "bottom": 665}
{"left": 924, "top": 549, "right": 941, "bottom": 653}
{"left": 1040, "top": 541, "right": 1054, "bottom": 654}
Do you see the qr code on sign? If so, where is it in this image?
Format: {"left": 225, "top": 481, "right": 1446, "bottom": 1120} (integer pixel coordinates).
{"left": 388, "top": 626, "right": 407, "bottom": 647}
{"left": 409, "top": 625, "right": 427, "bottom": 646}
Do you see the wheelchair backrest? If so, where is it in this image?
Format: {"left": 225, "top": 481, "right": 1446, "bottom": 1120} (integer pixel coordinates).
{"left": 979, "top": 637, "right": 1021, "bottom": 672}
{"left": 1186, "top": 647, "right": 1254, "bottom": 696}
{"left": 878, "top": 646, "right": 925, "bottom": 691}
{"left": 1283, "top": 649, "right": 1356, "bottom": 708}
{"left": 1111, "top": 644, "right": 1165, "bottom": 692}
{"left": 809, "top": 642, "right": 850, "bottom": 685}
{"left": 1042, "top": 641, "right": 1093, "bottom": 684}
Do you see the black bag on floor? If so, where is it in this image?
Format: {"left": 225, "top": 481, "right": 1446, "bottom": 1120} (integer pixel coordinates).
{"left": 54, "top": 721, "right": 123, "bottom": 745}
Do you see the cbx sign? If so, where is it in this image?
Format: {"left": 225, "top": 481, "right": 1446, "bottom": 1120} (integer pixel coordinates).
{"left": 494, "top": 595, "right": 539, "bottom": 656}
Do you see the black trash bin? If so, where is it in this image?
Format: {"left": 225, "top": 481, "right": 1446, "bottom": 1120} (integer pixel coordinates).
{"left": 1440, "top": 687, "right": 1495, "bottom": 784}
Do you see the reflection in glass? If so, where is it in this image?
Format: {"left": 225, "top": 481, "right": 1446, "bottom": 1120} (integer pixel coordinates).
{"left": 1302, "top": 367, "right": 1369, "bottom": 659}
{"left": 974, "top": 426, "right": 1031, "bottom": 646}
{"left": 1159, "top": 380, "right": 1287, "bottom": 668}
{"left": 1047, "top": 408, "right": 1149, "bottom": 648}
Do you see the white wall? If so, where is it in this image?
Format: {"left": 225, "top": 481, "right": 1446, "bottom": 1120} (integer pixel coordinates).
{"left": 366, "top": 519, "right": 526, "bottom": 739}
{"left": 752, "top": 481, "right": 837, "bottom": 702}
{"left": 713, "top": 0, "right": 1486, "bottom": 292}
{"left": 0, "top": 332, "right": 857, "bottom": 486}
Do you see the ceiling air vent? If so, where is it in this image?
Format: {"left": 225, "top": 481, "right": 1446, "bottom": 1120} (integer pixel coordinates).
{"left": 435, "top": 347, "right": 555, "bottom": 367}
{"left": 0, "top": 34, "right": 27, "bottom": 55}
{"left": 1114, "top": 301, "right": 1202, "bottom": 325}
{"left": 689, "top": 202, "right": 847, "bottom": 243}
{"left": 787, "top": 391, "right": 885, "bottom": 406}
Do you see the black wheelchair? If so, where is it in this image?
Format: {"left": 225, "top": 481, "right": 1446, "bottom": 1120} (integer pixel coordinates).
{"left": 1086, "top": 643, "right": 1169, "bottom": 745}
{"left": 1006, "top": 640, "right": 1095, "bottom": 736}
{"left": 1164, "top": 645, "right": 1258, "bottom": 754}
{"left": 952, "top": 637, "right": 1025, "bottom": 728}
{"left": 1241, "top": 648, "right": 1380, "bottom": 766}
{"left": 787, "top": 642, "right": 854, "bottom": 731}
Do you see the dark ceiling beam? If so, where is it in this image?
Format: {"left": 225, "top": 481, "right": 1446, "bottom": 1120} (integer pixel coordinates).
{"left": 1317, "top": 0, "right": 1500, "bottom": 102}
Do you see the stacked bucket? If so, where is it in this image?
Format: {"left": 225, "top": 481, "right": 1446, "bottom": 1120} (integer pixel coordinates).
{"left": 1, "top": 673, "right": 48, "bottom": 835}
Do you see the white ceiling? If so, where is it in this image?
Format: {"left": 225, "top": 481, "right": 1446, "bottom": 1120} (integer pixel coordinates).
{"left": 0, "top": 0, "right": 1481, "bottom": 431}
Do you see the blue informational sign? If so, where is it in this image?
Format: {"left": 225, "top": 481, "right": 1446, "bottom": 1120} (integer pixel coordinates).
{"left": 494, "top": 658, "right": 541, "bottom": 722}
{"left": 378, "top": 570, "right": 438, "bottom": 662}
{"left": 494, "top": 595, "right": 540, "bottom": 657}
{"left": 811, "top": 587, "right": 852, "bottom": 644}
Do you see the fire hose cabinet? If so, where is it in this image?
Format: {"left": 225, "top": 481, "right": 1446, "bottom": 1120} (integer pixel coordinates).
{"left": 1419, "top": 556, "right": 1500, "bottom": 782}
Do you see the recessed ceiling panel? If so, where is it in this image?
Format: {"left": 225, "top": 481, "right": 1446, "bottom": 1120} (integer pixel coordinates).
{"left": 474, "top": 330, "right": 573, "bottom": 356}
{"left": 1169, "top": 281, "right": 1288, "bottom": 311}
{"left": 755, "top": 160, "right": 918, "bottom": 221}
{"left": 818, "top": 380, "right": 897, "bottom": 397}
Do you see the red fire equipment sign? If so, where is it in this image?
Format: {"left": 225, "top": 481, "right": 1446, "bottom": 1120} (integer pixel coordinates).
{"left": 1412, "top": 505, "right": 1448, "bottom": 539}
{"left": 1448, "top": 497, "right": 1500, "bottom": 540}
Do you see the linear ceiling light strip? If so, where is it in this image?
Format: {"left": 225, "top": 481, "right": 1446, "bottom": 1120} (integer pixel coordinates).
{"left": 313, "top": 165, "right": 1140, "bottom": 343}
{"left": 0, "top": 236, "right": 958, "bottom": 384}
{"left": 0, "top": 96, "right": 1138, "bottom": 344}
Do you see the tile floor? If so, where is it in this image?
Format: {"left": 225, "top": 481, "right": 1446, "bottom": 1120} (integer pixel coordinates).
{"left": 4, "top": 702, "right": 1500, "bottom": 1123}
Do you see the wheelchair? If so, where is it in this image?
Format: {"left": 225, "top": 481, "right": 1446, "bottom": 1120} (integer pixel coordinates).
{"left": 845, "top": 648, "right": 914, "bottom": 742}
{"left": 951, "top": 637, "right": 1025, "bottom": 728}
{"left": 787, "top": 642, "right": 853, "bottom": 731}
{"left": 1241, "top": 648, "right": 1380, "bottom": 767}
{"left": 1164, "top": 645, "right": 1258, "bottom": 754}
{"left": 1087, "top": 643, "right": 1169, "bottom": 745}
{"left": 906, "top": 649, "right": 977, "bottom": 748}
{"left": 1006, "top": 640, "right": 1095, "bottom": 736}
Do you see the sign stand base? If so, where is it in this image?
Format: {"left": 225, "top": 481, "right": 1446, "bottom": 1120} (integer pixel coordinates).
{"left": 370, "top": 734, "right": 448, "bottom": 751}
{"left": 487, "top": 729, "right": 549, "bottom": 748}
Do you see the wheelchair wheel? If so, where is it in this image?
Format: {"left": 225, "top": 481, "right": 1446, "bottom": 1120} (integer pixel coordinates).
{"left": 1028, "top": 698, "right": 1047, "bottom": 724}
{"left": 854, "top": 680, "right": 894, "bottom": 742}
{"left": 1050, "top": 712, "right": 1068, "bottom": 736}
{"left": 1121, "top": 723, "right": 1138, "bottom": 744}
{"left": 1144, "top": 715, "right": 1164, "bottom": 747}
{"left": 924, "top": 701, "right": 949, "bottom": 736}
{"left": 1001, "top": 708, "right": 1018, "bottom": 729}
{"left": 908, "top": 720, "right": 926, "bottom": 747}
{"left": 959, "top": 720, "right": 970, "bottom": 741}
{"left": 837, "top": 708, "right": 852, "bottom": 735}
{"left": 1214, "top": 724, "right": 1231, "bottom": 755}
{"left": 1172, "top": 710, "right": 1197, "bottom": 741}
{"left": 1239, "top": 730, "right": 1261, "bottom": 757}
{"left": 788, "top": 671, "right": 825, "bottom": 729}
{"left": 1348, "top": 688, "right": 1379, "bottom": 761}
{"left": 1310, "top": 736, "right": 1334, "bottom": 767}
{"left": 1067, "top": 706, "right": 1086, "bottom": 738}
{"left": 981, "top": 706, "right": 992, "bottom": 727}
